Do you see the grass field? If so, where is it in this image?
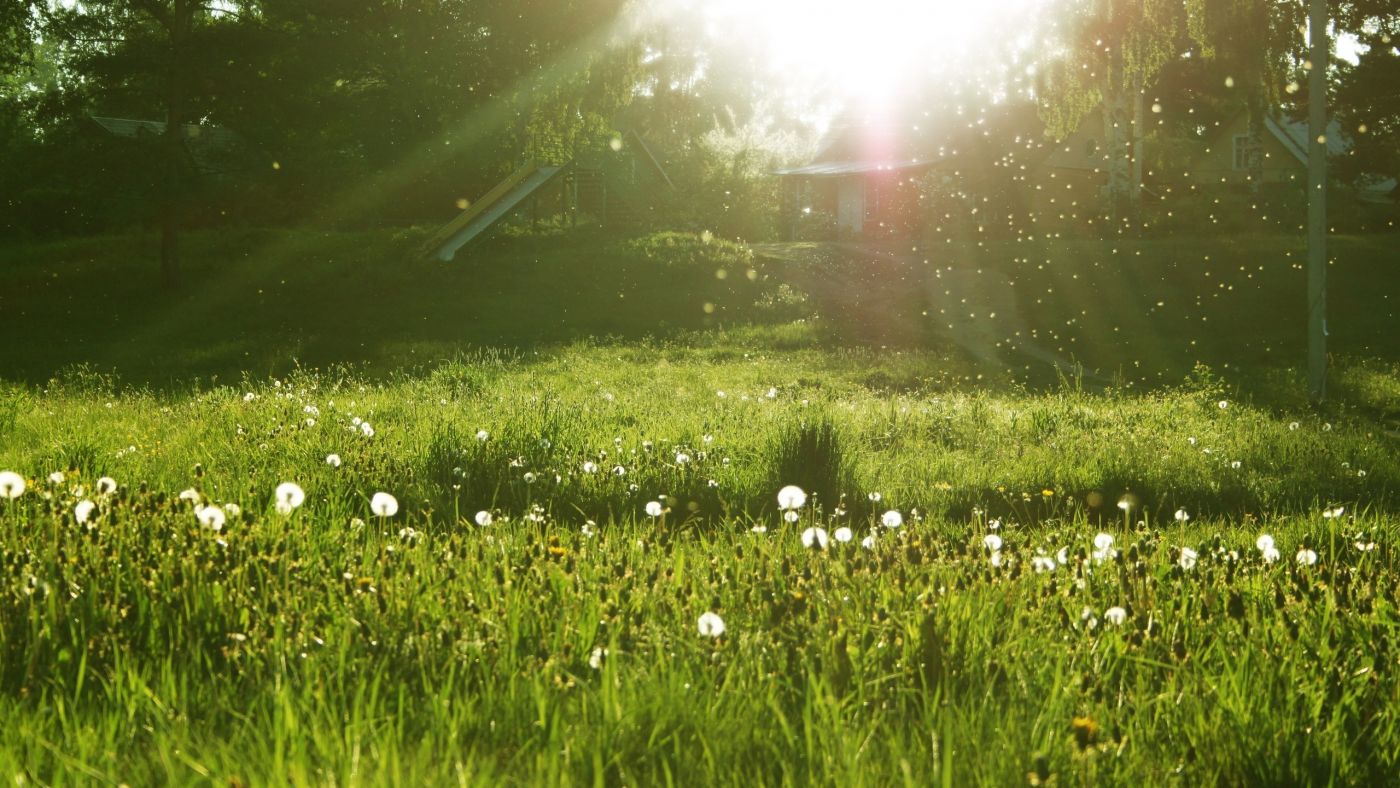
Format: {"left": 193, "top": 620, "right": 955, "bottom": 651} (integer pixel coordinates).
{"left": 1, "top": 228, "right": 1398, "bottom": 784}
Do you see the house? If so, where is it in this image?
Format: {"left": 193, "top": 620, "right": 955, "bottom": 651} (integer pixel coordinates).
{"left": 775, "top": 117, "right": 943, "bottom": 239}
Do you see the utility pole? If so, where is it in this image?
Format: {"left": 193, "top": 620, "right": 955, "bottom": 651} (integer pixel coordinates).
{"left": 1306, "top": 0, "right": 1328, "bottom": 402}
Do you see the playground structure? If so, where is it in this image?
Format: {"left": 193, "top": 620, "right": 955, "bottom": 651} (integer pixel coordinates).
{"left": 422, "top": 131, "right": 674, "bottom": 262}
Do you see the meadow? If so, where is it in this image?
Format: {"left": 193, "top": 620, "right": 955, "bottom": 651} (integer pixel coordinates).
{"left": 1, "top": 228, "right": 1398, "bottom": 784}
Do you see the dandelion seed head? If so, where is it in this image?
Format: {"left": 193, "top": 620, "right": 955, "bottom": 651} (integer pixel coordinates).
{"left": 880, "top": 510, "right": 903, "bottom": 529}
{"left": 697, "top": 611, "right": 726, "bottom": 637}
{"left": 0, "top": 471, "right": 26, "bottom": 500}
{"left": 776, "top": 485, "right": 807, "bottom": 510}
{"left": 370, "top": 492, "right": 399, "bottom": 518}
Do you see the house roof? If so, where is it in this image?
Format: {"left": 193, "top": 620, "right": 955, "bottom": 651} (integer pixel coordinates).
{"left": 90, "top": 115, "right": 257, "bottom": 176}
{"left": 1264, "top": 115, "right": 1348, "bottom": 166}
{"left": 774, "top": 158, "right": 938, "bottom": 177}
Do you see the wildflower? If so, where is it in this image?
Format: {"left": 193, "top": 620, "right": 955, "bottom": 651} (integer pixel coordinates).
{"left": 476, "top": 429, "right": 489, "bottom": 441}
{"left": 582, "top": 521, "right": 596, "bottom": 538}
{"left": 178, "top": 488, "right": 201, "bottom": 503}
{"left": 196, "top": 505, "right": 226, "bottom": 531}
{"left": 589, "top": 647, "right": 607, "bottom": 669}
{"left": 645, "top": 501, "right": 663, "bottom": 517}
{"left": 244, "top": 392, "right": 256, "bottom": 402}
{"left": 1256, "top": 534, "right": 1275, "bottom": 551}
{"left": 675, "top": 452, "right": 691, "bottom": 465}
{"left": 96, "top": 476, "right": 117, "bottom": 495}
{"left": 697, "top": 611, "right": 726, "bottom": 638}
{"left": 1092, "top": 533, "right": 1117, "bottom": 563}
{"left": 868, "top": 492, "right": 882, "bottom": 503}
{"left": 881, "top": 510, "right": 903, "bottom": 529}
{"left": 74, "top": 500, "right": 96, "bottom": 524}
{"left": 750, "top": 524, "right": 768, "bottom": 534}
{"left": 1231, "top": 460, "right": 1242, "bottom": 470}
{"left": 0, "top": 471, "right": 26, "bottom": 500}
{"left": 1296, "top": 548, "right": 1318, "bottom": 566}
{"left": 612, "top": 465, "right": 627, "bottom": 476}
{"left": 834, "top": 526, "right": 853, "bottom": 543}
{"left": 1178, "top": 546, "right": 1199, "bottom": 571}
{"left": 1104, "top": 606, "right": 1128, "bottom": 626}
{"left": 1322, "top": 506, "right": 1345, "bottom": 519}
{"left": 801, "top": 527, "right": 829, "bottom": 549}
{"left": 1218, "top": 400, "right": 1229, "bottom": 410}
{"left": 48, "top": 471, "right": 65, "bottom": 485}
{"left": 326, "top": 454, "right": 342, "bottom": 468}
{"left": 474, "top": 510, "right": 493, "bottom": 527}
{"left": 275, "top": 482, "right": 305, "bottom": 512}
{"left": 223, "top": 503, "right": 241, "bottom": 518}
{"left": 582, "top": 461, "right": 598, "bottom": 474}
{"left": 1289, "top": 421, "right": 1299, "bottom": 430}
{"left": 776, "top": 485, "right": 807, "bottom": 510}
{"left": 360, "top": 422, "right": 375, "bottom": 438}
{"left": 983, "top": 534, "right": 1003, "bottom": 552}
{"left": 861, "top": 535, "right": 876, "bottom": 549}
{"left": 783, "top": 510, "right": 800, "bottom": 523}
{"left": 370, "top": 492, "right": 398, "bottom": 518}
{"left": 523, "top": 472, "right": 537, "bottom": 484}
{"left": 1174, "top": 508, "right": 1190, "bottom": 522}
{"left": 1031, "top": 555, "right": 1057, "bottom": 573}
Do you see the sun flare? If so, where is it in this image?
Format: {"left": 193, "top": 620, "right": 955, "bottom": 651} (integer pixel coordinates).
{"left": 679, "top": 0, "right": 1050, "bottom": 106}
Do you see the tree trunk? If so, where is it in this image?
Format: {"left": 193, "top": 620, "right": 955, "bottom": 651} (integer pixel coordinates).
{"left": 1132, "top": 75, "right": 1145, "bottom": 206}
{"left": 1101, "top": 76, "right": 1132, "bottom": 223}
{"left": 1245, "top": 92, "right": 1266, "bottom": 196}
{"left": 158, "top": 0, "right": 191, "bottom": 289}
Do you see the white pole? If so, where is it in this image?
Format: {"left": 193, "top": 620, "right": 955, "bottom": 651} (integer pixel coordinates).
{"left": 1307, "top": 0, "right": 1328, "bottom": 402}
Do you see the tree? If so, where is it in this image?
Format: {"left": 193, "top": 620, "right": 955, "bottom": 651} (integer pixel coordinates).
{"left": 1039, "top": 0, "right": 1187, "bottom": 221}
{"left": 1332, "top": 5, "right": 1400, "bottom": 185}
{"left": 1185, "top": 0, "right": 1307, "bottom": 193}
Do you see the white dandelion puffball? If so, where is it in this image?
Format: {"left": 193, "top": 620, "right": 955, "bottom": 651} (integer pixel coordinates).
{"left": 777, "top": 485, "right": 807, "bottom": 511}
{"left": 834, "top": 526, "right": 853, "bottom": 543}
{"left": 48, "top": 471, "right": 65, "bottom": 485}
{"left": 1261, "top": 546, "right": 1281, "bottom": 563}
{"left": 582, "top": 461, "right": 598, "bottom": 474}
{"left": 861, "top": 534, "right": 876, "bottom": 549}
{"left": 783, "top": 510, "right": 800, "bottom": 523}
{"left": 645, "top": 500, "right": 663, "bottom": 517}
{"left": 675, "top": 452, "right": 690, "bottom": 465}
{"left": 1104, "top": 606, "right": 1128, "bottom": 626}
{"left": 74, "top": 500, "right": 96, "bottom": 524}
{"left": 1094, "top": 532, "right": 1114, "bottom": 551}
{"left": 223, "top": 503, "right": 242, "bottom": 518}
{"left": 96, "top": 476, "right": 117, "bottom": 495}
{"left": 881, "top": 510, "right": 903, "bottom": 529}
{"left": 196, "top": 505, "right": 226, "bottom": 531}
{"left": 360, "top": 422, "right": 375, "bottom": 437}
{"left": 0, "top": 471, "right": 27, "bottom": 500}
{"left": 370, "top": 492, "right": 399, "bottom": 518}
{"left": 589, "top": 647, "right": 607, "bottom": 670}
{"left": 1031, "top": 555, "right": 1057, "bottom": 573}
{"left": 275, "top": 482, "right": 305, "bottom": 510}
{"left": 178, "top": 488, "right": 201, "bottom": 503}
{"left": 1256, "top": 534, "right": 1275, "bottom": 552}
{"left": 1296, "top": 548, "right": 1319, "bottom": 566}
{"left": 1322, "top": 506, "right": 1345, "bottom": 519}
{"left": 697, "top": 611, "right": 726, "bottom": 638}
{"left": 801, "top": 526, "right": 829, "bottom": 550}
{"left": 1178, "top": 546, "right": 1199, "bottom": 571}
{"left": 476, "top": 429, "right": 489, "bottom": 441}
{"left": 1174, "top": 508, "right": 1190, "bottom": 522}
{"left": 474, "top": 510, "right": 493, "bottom": 527}
{"left": 326, "top": 454, "right": 342, "bottom": 468}
{"left": 983, "top": 534, "right": 1003, "bottom": 552}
